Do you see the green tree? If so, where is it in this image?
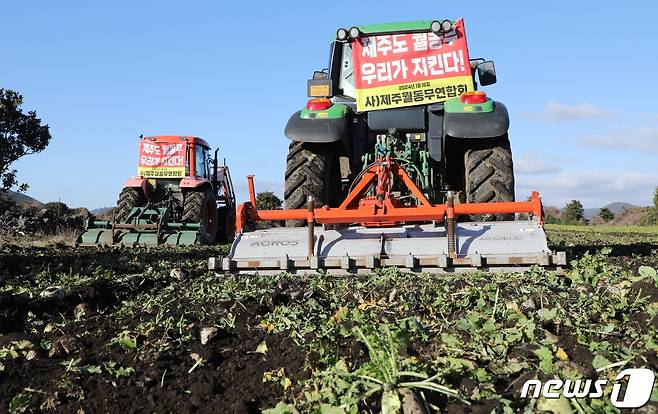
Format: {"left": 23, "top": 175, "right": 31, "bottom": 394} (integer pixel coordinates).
{"left": 44, "top": 201, "right": 71, "bottom": 216}
{"left": 543, "top": 213, "right": 560, "bottom": 224}
{"left": 0, "top": 88, "right": 51, "bottom": 192}
{"left": 599, "top": 207, "right": 614, "bottom": 222}
{"left": 256, "top": 191, "right": 282, "bottom": 210}
{"left": 640, "top": 187, "right": 658, "bottom": 225}
{"left": 563, "top": 200, "right": 584, "bottom": 224}
{"left": 0, "top": 193, "right": 16, "bottom": 214}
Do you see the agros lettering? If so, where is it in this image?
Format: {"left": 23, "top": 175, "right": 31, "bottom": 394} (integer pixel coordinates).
{"left": 250, "top": 240, "right": 299, "bottom": 247}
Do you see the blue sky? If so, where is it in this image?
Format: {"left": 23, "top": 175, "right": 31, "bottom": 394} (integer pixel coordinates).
{"left": 3, "top": 1, "right": 658, "bottom": 209}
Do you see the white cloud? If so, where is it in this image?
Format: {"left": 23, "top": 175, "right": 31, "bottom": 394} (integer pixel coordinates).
{"left": 578, "top": 126, "right": 658, "bottom": 155}
{"left": 515, "top": 152, "right": 562, "bottom": 175}
{"left": 517, "top": 169, "right": 658, "bottom": 208}
{"left": 521, "top": 102, "right": 613, "bottom": 122}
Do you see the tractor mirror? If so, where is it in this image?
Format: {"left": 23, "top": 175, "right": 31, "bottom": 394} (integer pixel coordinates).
{"left": 477, "top": 61, "right": 497, "bottom": 86}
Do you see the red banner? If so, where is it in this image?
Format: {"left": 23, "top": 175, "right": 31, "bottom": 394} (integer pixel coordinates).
{"left": 352, "top": 18, "right": 474, "bottom": 111}
{"left": 137, "top": 141, "right": 187, "bottom": 178}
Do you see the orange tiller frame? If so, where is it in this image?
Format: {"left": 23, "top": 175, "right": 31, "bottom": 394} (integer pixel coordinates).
{"left": 236, "top": 159, "right": 543, "bottom": 233}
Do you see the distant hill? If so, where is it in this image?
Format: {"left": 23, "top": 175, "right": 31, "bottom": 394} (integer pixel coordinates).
{"left": 544, "top": 201, "right": 651, "bottom": 225}
{"left": 2, "top": 191, "right": 114, "bottom": 215}
{"left": 91, "top": 207, "right": 113, "bottom": 216}
{"left": 584, "top": 202, "right": 640, "bottom": 219}
{"left": 1, "top": 190, "right": 44, "bottom": 207}
{"left": 609, "top": 206, "right": 652, "bottom": 226}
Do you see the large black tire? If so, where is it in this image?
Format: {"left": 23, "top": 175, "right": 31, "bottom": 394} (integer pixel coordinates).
{"left": 182, "top": 189, "right": 218, "bottom": 244}
{"left": 216, "top": 206, "right": 235, "bottom": 243}
{"left": 115, "top": 187, "right": 146, "bottom": 222}
{"left": 284, "top": 141, "right": 341, "bottom": 227}
{"left": 464, "top": 135, "right": 515, "bottom": 221}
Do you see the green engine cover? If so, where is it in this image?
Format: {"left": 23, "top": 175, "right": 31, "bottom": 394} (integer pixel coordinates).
{"left": 300, "top": 103, "right": 349, "bottom": 120}
{"left": 443, "top": 96, "right": 494, "bottom": 113}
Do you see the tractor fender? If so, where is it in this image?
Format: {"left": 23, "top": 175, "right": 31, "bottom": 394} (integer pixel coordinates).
{"left": 123, "top": 177, "right": 150, "bottom": 198}
{"left": 284, "top": 110, "right": 346, "bottom": 143}
{"left": 444, "top": 101, "right": 509, "bottom": 139}
{"left": 180, "top": 177, "right": 211, "bottom": 189}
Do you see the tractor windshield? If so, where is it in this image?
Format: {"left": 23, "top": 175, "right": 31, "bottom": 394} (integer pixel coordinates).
{"left": 338, "top": 43, "right": 355, "bottom": 98}
{"left": 195, "top": 145, "right": 209, "bottom": 178}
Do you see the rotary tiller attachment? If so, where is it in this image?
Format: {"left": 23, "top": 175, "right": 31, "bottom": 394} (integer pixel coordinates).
{"left": 210, "top": 160, "right": 565, "bottom": 275}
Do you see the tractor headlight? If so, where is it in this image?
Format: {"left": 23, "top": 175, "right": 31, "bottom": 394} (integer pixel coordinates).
{"left": 336, "top": 28, "right": 349, "bottom": 41}
{"left": 441, "top": 20, "right": 453, "bottom": 33}
{"left": 349, "top": 26, "right": 361, "bottom": 39}
{"left": 430, "top": 20, "right": 443, "bottom": 35}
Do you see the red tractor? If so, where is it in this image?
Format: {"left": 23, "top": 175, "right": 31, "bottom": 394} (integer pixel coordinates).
{"left": 79, "top": 135, "right": 235, "bottom": 246}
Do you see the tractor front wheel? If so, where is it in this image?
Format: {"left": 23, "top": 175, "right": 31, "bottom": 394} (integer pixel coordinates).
{"left": 183, "top": 189, "right": 218, "bottom": 244}
{"left": 115, "top": 187, "right": 146, "bottom": 222}
{"left": 464, "top": 135, "right": 515, "bottom": 221}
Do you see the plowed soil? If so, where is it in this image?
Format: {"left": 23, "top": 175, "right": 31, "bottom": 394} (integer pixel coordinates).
{"left": 1, "top": 226, "right": 657, "bottom": 413}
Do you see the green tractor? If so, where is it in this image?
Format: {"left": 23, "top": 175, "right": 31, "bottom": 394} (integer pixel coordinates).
{"left": 283, "top": 19, "right": 514, "bottom": 221}
{"left": 212, "top": 18, "right": 565, "bottom": 275}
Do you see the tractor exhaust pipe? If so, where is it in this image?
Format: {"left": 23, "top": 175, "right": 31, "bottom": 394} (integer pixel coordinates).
{"left": 213, "top": 148, "right": 219, "bottom": 185}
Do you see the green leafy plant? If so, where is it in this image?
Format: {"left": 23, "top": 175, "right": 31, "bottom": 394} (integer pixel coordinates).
{"left": 103, "top": 361, "right": 135, "bottom": 378}
{"left": 118, "top": 333, "right": 137, "bottom": 350}
{"left": 8, "top": 392, "right": 30, "bottom": 414}
{"left": 353, "top": 324, "right": 466, "bottom": 411}
{"left": 639, "top": 265, "right": 658, "bottom": 284}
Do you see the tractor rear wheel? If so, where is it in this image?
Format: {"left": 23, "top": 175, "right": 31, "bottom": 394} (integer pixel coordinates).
{"left": 115, "top": 187, "right": 146, "bottom": 222}
{"left": 216, "top": 206, "right": 235, "bottom": 243}
{"left": 183, "top": 189, "right": 218, "bottom": 244}
{"left": 284, "top": 141, "right": 341, "bottom": 227}
{"left": 464, "top": 135, "right": 515, "bottom": 221}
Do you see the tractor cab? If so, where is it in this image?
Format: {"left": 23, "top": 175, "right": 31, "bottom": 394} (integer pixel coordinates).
{"left": 77, "top": 135, "right": 236, "bottom": 247}
{"left": 310, "top": 20, "right": 497, "bottom": 105}
{"left": 136, "top": 135, "right": 211, "bottom": 181}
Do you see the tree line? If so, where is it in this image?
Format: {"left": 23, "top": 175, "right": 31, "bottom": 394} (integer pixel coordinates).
{"left": 545, "top": 189, "right": 658, "bottom": 225}
{"left": 2, "top": 86, "right": 658, "bottom": 227}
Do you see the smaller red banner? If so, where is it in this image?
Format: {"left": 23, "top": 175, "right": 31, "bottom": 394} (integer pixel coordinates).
{"left": 138, "top": 141, "right": 187, "bottom": 178}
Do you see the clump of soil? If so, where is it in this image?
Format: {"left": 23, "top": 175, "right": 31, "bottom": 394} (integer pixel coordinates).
{"left": 0, "top": 201, "right": 89, "bottom": 238}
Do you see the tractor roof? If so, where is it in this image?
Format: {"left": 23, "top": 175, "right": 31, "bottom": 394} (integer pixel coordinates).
{"left": 357, "top": 20, "right": 435, "bottom": 34}
{"left": 143, "top": 135, "right": 210, "bottom": 148}
{"left": 334, "top": 20, "right": 444, "bottom": 39}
